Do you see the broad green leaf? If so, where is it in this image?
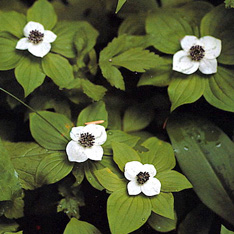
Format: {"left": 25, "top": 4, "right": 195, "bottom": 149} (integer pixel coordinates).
{"left": 42, "top": 53, "right": 74, "bottom": 88}
{"left": 27, "top": 0, "right": 57, "bottom": 30}
{"left": 112, "top": 142, "right": 141, "bottom": 171}
{"left": 4, "top": 195, "right": 24, "bottom": 219}
{"left": 115, "top": 0, "right": 127, "bottom": 13}
{"left": 15, "top": 55, "right": 45, "bottom": 97}
{"left": 0, "top": 221, "right": 19, "bottom": 234}
{"left": 146, "top": 10, "right": 193, "bottom": 54}
{"left": 0, "top": 32, "right": 22, "bottom": 70}
{"left": 138, "top": 57, "right": 172, "bottom": 87}
{"left": 123, "top": 105, "right": 154, "bottom": 132}
{"left": 225, "top": 0, "right": 234, "bottom": 8}
{"left": 167, "top": 114, "right": 234, "bottom": 225}
{"left": 107, "top": 188, "right": 151, "bottom": 234}
{"left": 111, "top": 48, "right": 160, "bottom": 73}
{"left": 103, "top": 130, "right": 140, "bottom": 155}
{"left": 30, "top": 111, "right": 73, "bottom": 150}
{"left": 0, "top": 139, "right": 21, "bottom": 201}
{"left": 94, "top": 168, "right": 126, "bottom": 192}
{"left": 168, "top": 72, "right": 206, "bottom": 111}
{"left": 203, "top": 67, "right": 234, "bottom": 112}
{"left": 0, "top": 11, "right": 26, "bottom": 38}
{"left": 148, "top": 212, "right": 177, "bottom": 232}
{"left": 178, "top": 204, "right": 215, "bottom": 234}
{"left": 77, "top": 101, "right": 108, "bottom": 128}
{"left": 4, "top": 141, "right": 50, "bottom": 189}
{"left": 157, "top": 170, "right": 192, "bottom": 192}
{"left": 150, "top": 192, "right": 174, "bottom": 220}
{"left": 64, "top": 218, "right": 101, "bottom": 234}
{"left": 221, "top": 225, "right": 234, "bottom": 234}
{"left": 140, "top": 137, "right": 176, "bottom": 173}
{"left": 72, "top": 164, "right": 84, "bottom": 187}
{"left": 161, "top": 0, "right": 191, "bottom": 7}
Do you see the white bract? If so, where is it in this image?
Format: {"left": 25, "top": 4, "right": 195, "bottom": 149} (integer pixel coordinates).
{"left": 173, "top": 35, "right": 221, "bottom": 75}
{"left": 66, "top": 124, "right": 107, "bottom": 163}
{"left": 16, "top": 21, "right": 57, "bottom": 58}
{"left": 124, "top": 161, "right": 161, "bottom": 196}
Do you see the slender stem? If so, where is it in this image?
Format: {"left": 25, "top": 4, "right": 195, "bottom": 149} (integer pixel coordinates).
{"left": 0, "top": 88, "right": 69, "bottom": 142}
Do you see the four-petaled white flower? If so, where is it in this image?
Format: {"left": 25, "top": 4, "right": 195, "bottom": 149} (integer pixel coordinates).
{"left": 16, "top": 21, "right": 57, "bottom": 58}
{"left": 66, "top": 124, "right": 107, "bottom": 163}
{"left": 173, "top": 35, "right": 221, "bottom": 75}
{"left": 124, "top": 161, "right": 161, "bottom": 196}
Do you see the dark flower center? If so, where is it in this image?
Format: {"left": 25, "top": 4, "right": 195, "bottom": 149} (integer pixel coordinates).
{"left": 137, "top": 172, "right": 150, "bottom": 185}
{"left": 28, "top": 30, "right": 44, "bottom": 44}
{"left": 78, "top": 132, "right": 95, "bottom": 148}
{"left": 189, "top": 45, "right": 205, "bottom": 61}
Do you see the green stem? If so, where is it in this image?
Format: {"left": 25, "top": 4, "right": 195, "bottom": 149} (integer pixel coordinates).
{"left": 0, "top": 88, "right": 70, "bottom": 142}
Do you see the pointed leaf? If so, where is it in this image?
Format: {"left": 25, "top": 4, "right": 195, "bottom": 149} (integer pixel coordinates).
{"left": 167, "top": 114, "right": 234, "bottom": 225}
{"left": 168, "top": 72, "right": 205, "bottom": 112}
{"left": 4, "top": 195, "right": 24, "bottom": 219}
{"left": 27, "top": 0, "right": 57, "bottom": 30}
{"left": 107, "top": 188, "right": 151, "bottom": 234}
{"left": 15, "top": 55, "right": 45, "bottom": 97}
{"left": 42, "top": 53, "right": 74, "bottom": 88}
{"left": 116, "top": 0, "right": 127, "bottom": 13}
{"left": 30, "top": 111, "right": 73, "bottom": 150}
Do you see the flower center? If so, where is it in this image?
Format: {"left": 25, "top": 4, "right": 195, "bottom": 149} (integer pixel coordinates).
{"left": 28, "top": 30, "right": 44, "bottom": 44}
{"left": 189, "top": 45, "right": 205, "bottom": 61}
{"left": 137, "top": 172, "right": 150, "bottom": 185}
{"left": 78, "top": 132, "right": 95, "bottom": 148}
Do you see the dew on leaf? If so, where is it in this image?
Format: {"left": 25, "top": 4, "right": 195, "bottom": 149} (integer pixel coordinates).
{"left": 108, "top": 131, "right": 113, "bottom": 135}
{"left": 216, "top": 142, "right": 221, "bottom": 148}
{"left": 183, "top": 146, "right": 189, "bottom": 151}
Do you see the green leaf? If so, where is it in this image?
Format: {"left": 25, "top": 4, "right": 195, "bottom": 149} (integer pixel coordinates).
{"left": 72, "top": 164, "right": 84, "bottom": 187}
{"left": 103, "top": 130, "right": 140, "bottom": 155}
{"left": 112, "top": 142, "right": 141, "bottom": 171}
{"left": 115, "top": 0, "right": 127, "bottom": 13}
{"left": 15, "top": 55, "right": 45, "bottom": 97}
{"left": 0, "top": 32, "right": 22, "bottom": 70}
{"left": 150, "top": 192, "right": 174, "bottom": 220}
{"left": 77, "top": 101, "right": 108, "bottom": 128}
{"left": 64, "top": 218, "right": 101, "bottom": 234}
{"left": 36, "top": 151, "right": 73, "bottom": 185}
{"left": 225, "top": 0, "right": 234, "bottom": 8}
{"left": 157, "top": 170, "right": 192, "bottom": 192}
{"left": 0, "top": 220, "right": 19, "bottom": 234}
{"left": 4, "top": 195, "right": 24, "bottom": 219}
{"left": 27, "top": 0, "right": 57, "bottom": 30}
{"left": 166, "top": 114, "right": 234, "bottom": 225}
{"left": 221, "top": 225, "right": 234, "bottom": 234}
{"left": 94, "top": 168, "right": 126, "bottom": 192}
{"left": 0, "top": 11, "right": 26, "bottom": 38}
{"left": 140, "top": 137, "right": 176, "bottom": 173}
{"left": 4, "top": 141, "right": 50, "bottom": 189}
{"left": 111, "top": 48, "right": 160, "bottom": 73}
{"left": 30, "top": 111, "right": 73, "bottom": 150}
{"left": 146, "top": 9, "right": 193, "bottom": 54}
{"left": 138, "top": 57, "right": 172, "bottom": 87}
{"left": 160, "top": 0, "right": 192, "bottom": 7}
{"left": 148, "top": 212, "right": 177, "bottom": 232}
{"left": 168, "top": 72, "right": 206, "bottom": 112}
{"left": 42, "top": 53, "right": 74, "bottom": 88}
{"left": 203, "top": 67, "right": 234, "bottom": 112}
{"left": 178, "top": 204, "right": 215, "bottom": 234}
{"left": 0, "top": 139, "right": 21, "bottom": 201}
{"left": 107, "top": 188, "right": 151, "bottom": 234}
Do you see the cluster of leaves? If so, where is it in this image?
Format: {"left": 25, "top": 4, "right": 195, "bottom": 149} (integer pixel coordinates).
{"left": 0, "top": 0, "right": 233, "bottom": 233}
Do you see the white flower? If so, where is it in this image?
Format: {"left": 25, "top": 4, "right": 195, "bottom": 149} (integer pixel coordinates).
{"left": 124, "top": 161, "right": 161, "bottom": 196}
{"left": 173, "top": 35, "right": 221, "bottom": 75}
{"left": 66, "top": 124, "right": 107, "bottom": 163}
{"left": 16, "top": 21, "right": 57, "bottom": 58}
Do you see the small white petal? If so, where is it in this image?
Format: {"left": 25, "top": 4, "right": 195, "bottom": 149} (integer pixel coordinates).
{"left": 124, "top": 161, "right": 143, "bottom": 181}
{"left": 28, "top": 42, "right": 51, "bottom": 58}
{"left": 66, "top": 141, "right": 88, "bottom": 163}
{"left": 181, "top": 35, "right": 199, "bottom": 52}
{"left": 44, "top": 30, "right": 57, "bottom": 43}
{"left": 199, "top": 58, "right": 217, "bottom": 74}
{"left": 141, "top": 164, "right": 156, "bottom": 177}
{"left": 70, "top": 126, "right": 84, "bottom": 141}
{"left": 83, "top": 145, "right": 104, "bottom": 161}
{"left": 200, "top": 36, "right": 221, "bottom": 59}
{"left": 141, "top": 178, "right": 161, "bottom": 196}
{"left": 84, "top": 124, "right": 107, "bottom": 145}
{"left": 173, "top": 50, "right": 199, "bottom": 74}
{"left": 127, "top": 180, "right": 141, "bottom": 195}
{"left": 16, "top": 38, "right": 30, "bottom": 50}
{"left": 24, "top": 21, "right": 44, "bottom": 37}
